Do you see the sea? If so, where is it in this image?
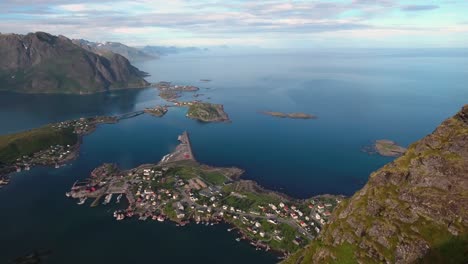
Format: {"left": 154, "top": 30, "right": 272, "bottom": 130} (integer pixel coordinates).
{"left": 0, "top": 49, "right": 467, "bottom": 263}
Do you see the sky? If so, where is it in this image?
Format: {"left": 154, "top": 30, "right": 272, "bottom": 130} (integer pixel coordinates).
{"left": 0, "top": 0, "right": 467, "bottom": 48}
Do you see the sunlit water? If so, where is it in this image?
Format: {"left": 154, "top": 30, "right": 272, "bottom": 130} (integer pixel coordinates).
{"left": 0, "top": 50, "right": 466, "bottom": 263}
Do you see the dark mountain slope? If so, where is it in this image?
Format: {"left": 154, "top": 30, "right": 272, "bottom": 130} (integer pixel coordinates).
{"left": 0, "top": 32, "right": 149, "bottom": 94}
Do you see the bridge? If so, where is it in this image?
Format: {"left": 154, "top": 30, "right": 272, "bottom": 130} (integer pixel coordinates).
{"left": 114, "top": 111, "right": 145, "bottom": 121}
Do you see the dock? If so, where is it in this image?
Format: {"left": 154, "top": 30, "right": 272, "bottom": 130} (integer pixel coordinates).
{"left": 160, "top": 131, "right": 196, "bottom": 164}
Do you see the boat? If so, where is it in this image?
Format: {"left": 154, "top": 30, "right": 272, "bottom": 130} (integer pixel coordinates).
{"left": 77, "top": 197, "right": 87, "bottom": 205}
{"left": 236, "top": 238, "right": 241, "bottom": 242}
{"left": 116, "top": 193, "right": 123, "bottom": 203}
{"left": 65, "top": 192, "right": 71, "bottom": 198}
{"left": 116, "top": 214, "right": 125, "bottom": 221}
{"left": 102, "top": 193, "right": 113, "bottom": 205}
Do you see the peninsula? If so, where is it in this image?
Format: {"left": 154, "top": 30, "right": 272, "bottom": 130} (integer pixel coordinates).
{"left": 0, "top": 112, "right": 144, "bottom": 188}
{"left": 67, "top": 132, "right": 341, "bottom": 256}
{"left": 262, "top": 111, "right": 317, "bottom": 120}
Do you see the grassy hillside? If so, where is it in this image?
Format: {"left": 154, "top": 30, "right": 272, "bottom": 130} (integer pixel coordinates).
{"left": 0, "top": 125, "right": 77, "bottom": 164}
{"left": 285, "top": 105, "right": 468, "bottom": 264}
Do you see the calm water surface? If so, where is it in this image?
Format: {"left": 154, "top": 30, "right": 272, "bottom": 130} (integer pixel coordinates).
{"left": 0, "top": 50, "right": 467, "bottom": 263}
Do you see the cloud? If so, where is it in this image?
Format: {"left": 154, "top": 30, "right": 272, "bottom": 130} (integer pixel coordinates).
{"left": 400, "top": 5, "right": 439, "bottom": 12}
{"left": 0, "top": 0, "right": 466, "bottom": 48}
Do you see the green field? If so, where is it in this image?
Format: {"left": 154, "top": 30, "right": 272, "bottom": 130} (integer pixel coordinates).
{"left": 187, "top": 103, "right": 225, "bottom": 121}
{"left": 0, "top": 125, "right": 78, "bottom": 164}
{"left": 199, "top": 171, "right": 227, "bottom": 185}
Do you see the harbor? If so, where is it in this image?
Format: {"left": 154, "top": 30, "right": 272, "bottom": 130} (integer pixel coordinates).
{"left": 65, "top": 131, "right": 341, "bottom": 256}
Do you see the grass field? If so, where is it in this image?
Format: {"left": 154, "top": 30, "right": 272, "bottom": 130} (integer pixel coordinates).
{"left": 0, "top": 125, "right": 78, "bottom": 164}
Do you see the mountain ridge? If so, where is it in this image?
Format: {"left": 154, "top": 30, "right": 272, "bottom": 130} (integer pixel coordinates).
{"left": 0, "top": 32, "right": 149, "bottom": 94}
{"left": 72, "top": 39, "right": 157, "bottom": 62}
{"left": 285, "top": 105, "right": 468, "bottom": 264}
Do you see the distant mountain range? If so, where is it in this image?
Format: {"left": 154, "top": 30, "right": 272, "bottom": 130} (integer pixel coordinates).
{"left": 0, "top": 32, "right": 149, "bottom": 94}
{"left": 141, "top": 45, "right": 207, "bottom": 56}
{"left": 72, "top": 39, "right": 207, "bottom": 62}
{"left": 72, "top": 39, "right": 158, "bottom": 62}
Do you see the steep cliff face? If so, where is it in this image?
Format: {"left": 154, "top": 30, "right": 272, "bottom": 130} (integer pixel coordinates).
{"left": 0, "top": 32, "right": 149, "bottom": 94}
{"left": 286, "top": 105, "right": 468, "bottom": 264}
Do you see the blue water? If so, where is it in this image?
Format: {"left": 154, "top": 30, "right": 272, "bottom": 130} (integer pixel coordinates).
{"left": 0, "top": 50, "right": 467, "bottom": 263}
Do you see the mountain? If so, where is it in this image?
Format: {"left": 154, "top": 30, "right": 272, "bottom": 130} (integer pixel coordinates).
{"left": 72, "top": 39, "right": 157, "bottom": 62}
{"left": 286, "top": 105, "right": 468, "bottom": 264}
{"left": 0, "top": 32, "right": 149, "bottom": 94}
{"left": 141, "top": 45, "right": 207, "bottom": 56}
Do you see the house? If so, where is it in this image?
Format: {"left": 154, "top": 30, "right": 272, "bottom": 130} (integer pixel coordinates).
{"left": 176, "top": 210, "right": 185, "bottom": 219}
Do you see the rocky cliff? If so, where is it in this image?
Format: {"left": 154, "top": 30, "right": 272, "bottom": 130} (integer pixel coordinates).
{"left": 286, "top": 105, "right": 468, "bottom": 264}
{"left": 0, "top": 32, "right": 149, "bottom": 94}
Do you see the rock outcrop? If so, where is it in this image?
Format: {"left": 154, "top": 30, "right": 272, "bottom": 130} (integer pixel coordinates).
{"left": 0, "top": 32, "right": 149, "bottom": 94}
{"left": 286, "top": 105, "right": 468, "bottom": 264}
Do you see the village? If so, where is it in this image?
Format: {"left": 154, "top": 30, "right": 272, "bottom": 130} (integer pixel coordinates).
{"left": 66, "top": 132, "right": 341, "bottom": 256}
{"left": 155, "top": 81, "right": 199, "bottom": 92}
{"left": 0, "top": 116, "right": 119, "bottom": 188}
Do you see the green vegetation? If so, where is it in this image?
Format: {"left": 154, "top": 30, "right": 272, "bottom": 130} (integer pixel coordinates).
{"left": 166, "top": 165, "right": 227, "bottom": 185}
{"left": 221, "top": 187, "right": 281, "bottom": 212}
{"left": 262, "top": 111, "right": 317, "bottom": 119}
{"left": 187, "top": 103, "right": 229, "bottom": 122}
{"left": 284, "top": 106, "right": 468, "bottom": 264}
{"left": 200, "top": 171, "right": 227, "bottom": 185}
{"left": 0, "top": 32, "right": 148, "bottom": 94}
{"left": 420, "top": 235, "right": 468, "bottom": 264}
{"left": 0, "top": 125, "right": 77, "bottom": 164}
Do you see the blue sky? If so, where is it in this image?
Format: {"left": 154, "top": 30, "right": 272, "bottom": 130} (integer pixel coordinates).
{"left": 0, "top": 0, "right": 467, "bottom": 48}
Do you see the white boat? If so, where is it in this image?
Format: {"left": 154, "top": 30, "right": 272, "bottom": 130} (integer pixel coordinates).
{"left": 236, "top": 238, "right": 241, "bottom": 242}
{"left": 116, "top": 193, "right": 123, "bottom": 203}
{"left": 77, "top": 197, "right": 87, "bottom": 205}
{"left": 65, "top": 192, "right": 71, "bottom": 198}
{"left": 103, "top": 194, "right": 113, "bottom": 205}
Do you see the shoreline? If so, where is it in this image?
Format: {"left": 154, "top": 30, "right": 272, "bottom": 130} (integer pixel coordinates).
{"left": 67, "top": 132, "right": 343, "bottom": 255}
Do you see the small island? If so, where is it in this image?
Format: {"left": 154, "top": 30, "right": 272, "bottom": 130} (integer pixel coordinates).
{"left": 374, "top": 140, "right": 407, "bottom": 157}
{"left": 144, "top": 106, "right": 169, "bottom": 117}
{"left": 155, "top": 81, "right": 199, "bottom": 92}
{"left": 159, "top": 90, "right": 181, "bottom": 102}
{"left": 67, "top": 132, "right": 342, "bottom": 256}
{"left": 262, "top": 111, "right": 317, "bottom": 120}
{"left": 186, "top": 102, "right": 230, "bottom": 122}
{"left": 154, "top": 80, "right": 231, "bottom": 124}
